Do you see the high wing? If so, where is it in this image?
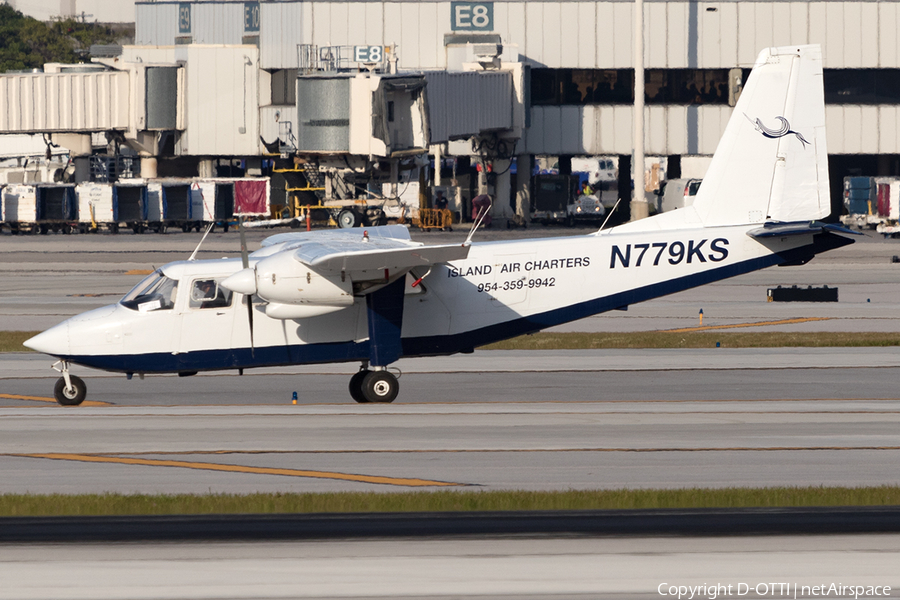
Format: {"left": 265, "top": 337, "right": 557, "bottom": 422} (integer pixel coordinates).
{"left": 296, "top": 240, "right": 469, "bottom": 273}
{"left": 254, "top": 224, "right": 468, "bottom": 274}
{"left": 222, "top": 225, "right": 470, "bottom": 318}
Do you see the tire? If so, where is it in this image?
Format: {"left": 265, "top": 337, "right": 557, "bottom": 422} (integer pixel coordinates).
{"left": 349, "top": 370, "right": 371, "bottom": 403}
{"left": 53, "top": 375, "right": 87, "bottom": 406}
{"left": 109, "top": 223, "right": 119, "bottom": 234}
{"left": 361, "top": 370, "right": 399, "bottom": 404}
{"left": 337, "top": 209, "right": 359, "bottom": 229}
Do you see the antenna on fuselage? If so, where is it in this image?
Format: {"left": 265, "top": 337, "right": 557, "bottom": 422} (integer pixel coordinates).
{"left": 188, "top": 222, "right": 216, "bottom": 261}
{"left": 598, "top": 198, "right": 622, "bottom": 234}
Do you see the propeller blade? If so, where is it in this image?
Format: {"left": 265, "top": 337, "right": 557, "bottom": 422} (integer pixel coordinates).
{"left": 238, "top": 216, "right": 250, "bottom": 270}
{"left": 238, "top": 216, "right": 254, "bottom": 357}
{"left": 246, "top": 294, "right": 255, "bottom": 358}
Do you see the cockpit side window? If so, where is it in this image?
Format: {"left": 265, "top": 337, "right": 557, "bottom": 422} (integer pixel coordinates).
{"left": 189, "top": 278, "right": 233, "bottom": 309}
{"left": 120, "top": 270, "right": 179, "bottom": 312}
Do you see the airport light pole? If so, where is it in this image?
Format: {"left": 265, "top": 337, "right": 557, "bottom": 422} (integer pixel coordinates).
{"left": 631, "top": 0, "right": 649, "bottom": 221}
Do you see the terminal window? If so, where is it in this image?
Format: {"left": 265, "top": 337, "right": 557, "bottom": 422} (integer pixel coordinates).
{"left": 531, "top": 68, "right": 736, "bottom": 106}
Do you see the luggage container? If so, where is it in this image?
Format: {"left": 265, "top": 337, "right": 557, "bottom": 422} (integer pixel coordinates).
{"left": 191, "top": 180, "right": 234, "bottom": 229}
{"left": 872, "top": 178, "right": 900, "bottom": 237}
{"left": 162, "top": 182, "right": 195, "bottom": 232}
{"left": 146, "top": 181, "right": 164, "bottom": 231}
{"left": 2, "top": 184, "right": 38, "bottom": 234}
{"left": 234, "top": 178, "right": 270, "bottom": 218}
{"left": 76, "top": 182, "right": 112, "bottom": 232}
{"left": 114, "top": 183, "right": 149, "bottom": 233}
{"left": 35, "top": 184, "right": 77, "bottom": 234}
{"left": 193, "top": 178, "right": 270, "bottom": 231}
{"left": 75, "top": 182, "right": 150, "bottom": 233}
{"left": 841, "top": 176, "right": 878, "bottom": 228}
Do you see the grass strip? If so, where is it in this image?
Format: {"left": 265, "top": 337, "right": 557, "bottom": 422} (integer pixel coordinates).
{"left": 0, "top": 331, "right": 39, "bottom": 353}
{"left": 483, "top": 331, "right": 900, "bottom": 350}
{"left": 1, "top": 487, "right": 900, "bottom": 516}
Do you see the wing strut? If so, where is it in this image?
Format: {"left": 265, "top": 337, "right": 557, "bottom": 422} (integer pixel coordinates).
{"left": 365, "top": 277, "right": 406, "bottom": 367}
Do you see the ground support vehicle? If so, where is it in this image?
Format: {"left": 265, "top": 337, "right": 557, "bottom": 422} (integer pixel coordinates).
{"left": 531, "top": 174, "right": 579, "bottom": 226}
{"left": 567, "top": 194, "right": 605, "bottom": 224}
{"left": 414, "top": 208, "right": 453, "bottom": 231}
{"left": 656, "top": 178, "right": 702, "bottom": 214}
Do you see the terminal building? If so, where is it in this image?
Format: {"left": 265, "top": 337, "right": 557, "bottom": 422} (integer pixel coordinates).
{"left": 3, "top": 0, "right": 900, "bottom": 223}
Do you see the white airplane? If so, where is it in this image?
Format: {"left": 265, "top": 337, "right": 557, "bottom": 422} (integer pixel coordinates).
{"left": 25, "top": 44, "right": 855, "bottom": 406}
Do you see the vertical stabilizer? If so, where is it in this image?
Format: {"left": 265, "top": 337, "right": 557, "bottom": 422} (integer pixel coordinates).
{"left": 690, "top": 45, "right": 830, "bottom": 226}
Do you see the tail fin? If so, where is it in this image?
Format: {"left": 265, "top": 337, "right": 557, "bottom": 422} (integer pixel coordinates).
{"left": 689, "top": 45, "right": 829, "bottom": 226}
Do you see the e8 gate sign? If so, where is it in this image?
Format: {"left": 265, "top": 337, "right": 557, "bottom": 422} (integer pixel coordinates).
{"left": 451, "top": 2, "right": 493, "bottom": 31}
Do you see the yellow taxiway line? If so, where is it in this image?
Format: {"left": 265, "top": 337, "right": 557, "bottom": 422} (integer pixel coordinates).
{"left": 21, "top": 453, "right": 463, "bottom": 487}
{"left": 664, "top": 317, "right": 832, "bottom": 333}
{"left": 0, "top": 394, "right": 110, "bottom": 407}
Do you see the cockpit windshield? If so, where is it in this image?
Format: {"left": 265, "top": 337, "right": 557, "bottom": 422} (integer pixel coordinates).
{"left": 120, "top": 270, "right": 179, "bottom": 312}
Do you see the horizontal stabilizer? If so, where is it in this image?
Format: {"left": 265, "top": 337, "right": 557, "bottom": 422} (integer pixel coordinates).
{"left": 746, "top": 221, "right": 860, "bottom": 238}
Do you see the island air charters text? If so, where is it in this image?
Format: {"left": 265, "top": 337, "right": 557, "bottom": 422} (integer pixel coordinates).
{"left": 658, "top": 582, "right": 891, "bottom": 599}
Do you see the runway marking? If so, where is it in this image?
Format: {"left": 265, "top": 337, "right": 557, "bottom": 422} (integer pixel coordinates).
{"left": 663, "top": 317, "right": 832, "bottom": 333}
{"left": 53, "top": 446, "right": 900, "bottom": 456}
{"left": 124, "top": 269, "right": 154, "bottom": 276}
{"left": 0, "top": 394, "right": 110, "bottom": 407}
{"left": 20, "top": 453, "right": 464, "bottom": 487}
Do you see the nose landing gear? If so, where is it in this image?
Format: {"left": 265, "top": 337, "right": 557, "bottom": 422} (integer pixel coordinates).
{"left": 348, "top": 363, "right": 399, "bottom": 404}
{"left": 52, "top": 361, "right": 87, "bottom": 406}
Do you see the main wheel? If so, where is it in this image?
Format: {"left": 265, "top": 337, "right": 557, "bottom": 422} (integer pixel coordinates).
{"left": 337, "top": 209, "right": 360, "bottom": 229}
{"left": 361, "top": 370, "right": 399, "bottom": 404}
{"left": 53, "top": 375, "right": 86, "bottom": 406}
{"left": 349, "top": 369, "right": 371, "bottom": 403}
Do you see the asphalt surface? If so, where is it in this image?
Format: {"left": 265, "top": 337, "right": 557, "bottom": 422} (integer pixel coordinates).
{"left": 3, "top": 535, "right": 900, "bottom": 599}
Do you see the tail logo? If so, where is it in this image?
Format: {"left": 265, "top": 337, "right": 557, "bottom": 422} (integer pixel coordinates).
{"left": 744, "top": 114, "right": 810, "bottom": 147}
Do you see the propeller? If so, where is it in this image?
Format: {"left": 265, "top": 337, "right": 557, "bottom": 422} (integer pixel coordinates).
{"left": 238, "top": 216, "right": 255, "bottom": 358}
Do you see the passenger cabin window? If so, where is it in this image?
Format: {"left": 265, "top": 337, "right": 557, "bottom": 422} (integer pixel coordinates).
{"left": 189, "top": 279, "right": 233, "bottom": 309}
{"left": 120, "top": 270, "right": 178, "bottom": 312}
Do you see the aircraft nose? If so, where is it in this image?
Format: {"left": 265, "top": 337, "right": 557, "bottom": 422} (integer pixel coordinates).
{"left": 23, "top": 322, "right": 70, "bottom": 356}
{"left": 221, "top": 268, "right": 257, "bottom": 295}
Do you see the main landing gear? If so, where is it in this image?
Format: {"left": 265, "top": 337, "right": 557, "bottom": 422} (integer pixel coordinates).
{"left": 348, "top": 364, "right": 399, "bottom": 404}
{"left": 52, "top": 361, "right": 86, "bottom": 406}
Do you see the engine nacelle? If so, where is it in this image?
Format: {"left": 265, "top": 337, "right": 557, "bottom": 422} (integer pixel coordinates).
{"left": 253, "top": 251, "right": 354, "bottom": 307}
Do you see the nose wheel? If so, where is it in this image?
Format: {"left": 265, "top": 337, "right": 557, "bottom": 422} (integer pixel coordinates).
{"left": 51, "top": 360, "right": 87, "bottom": 406}
{"left": 349, "top": 368, "right": 399, "bottom": 403}
{"left": 54, "top": 374, "right": 86, "bottom": 406}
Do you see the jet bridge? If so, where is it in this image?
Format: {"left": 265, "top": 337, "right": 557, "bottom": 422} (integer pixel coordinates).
{"left": 294, "top": 70, "right": 515, "bottom": 158}
{"left": 0, "top": 64, "right": 183, "bottom": 136}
